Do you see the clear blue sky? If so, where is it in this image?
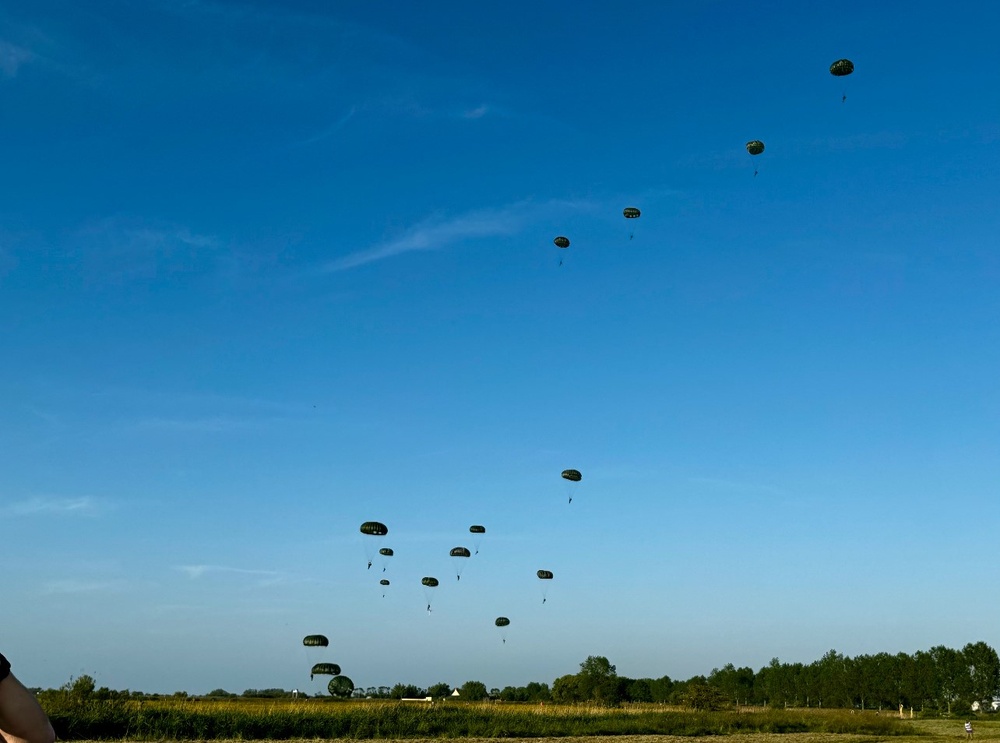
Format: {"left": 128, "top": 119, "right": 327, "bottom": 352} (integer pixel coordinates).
{"left": 3, "top": 0, "right": 999, "bottom": 695}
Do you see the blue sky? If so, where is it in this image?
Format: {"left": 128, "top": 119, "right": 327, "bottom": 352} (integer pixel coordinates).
{"left": 3, "top": 0, "right": 1000, "bottom": 695}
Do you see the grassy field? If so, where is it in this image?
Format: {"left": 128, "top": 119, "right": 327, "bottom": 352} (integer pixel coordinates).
{"left": 39, "top": 696, "right": 1000, "bottom": 742}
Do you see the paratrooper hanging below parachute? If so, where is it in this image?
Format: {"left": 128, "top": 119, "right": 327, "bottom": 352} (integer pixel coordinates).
{"left": 537, "top": 569, "right": 554, "bottom": 603}
{"left": 623, "top": 207, "right": 640, "bottom": 240}
{"left": 421, "top": 576, "right": 439, "bottom": 613}
{"left": 561, "top": 469, "right": 582, "bottom": 503}
{"left": 495, "top": 616, "right": 510, "bottom": 644}
{"left": 745, "top": 140, "right": 765, "bottom": 177}
{"left": 469, "top": 524, "right": 486, "bottom": 554}
{"left": 554, "top": 236, "right": 570, "bottom": 266}
{"left": 450, "top": 546, "right": 471, "bottom": 580}
{"left": 830, "top": 58, "right": 854, "bottom": 103}
{"left": 360, "top": 521, "right": 388, "bottom": 570}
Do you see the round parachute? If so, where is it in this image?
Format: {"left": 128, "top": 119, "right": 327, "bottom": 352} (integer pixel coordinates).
{"left": 495, "top": 617, "right": 510, "bottom": 627}
{"left": 360, "top": 521, "right": 388, "bottom": 536}
{"left": 830, "top": 59, "right": 854, "bottom": 76}
{"left": 553, "top": 236, "right": 570, "bottom": 249}
{"left": 379, "top": 579, "right": 390, "bottom": 586}
{"left": 450, "top": 547, "right": 471, "bottom": 558}
{"left": 311, "top": 663, "right": 341, "bottom": 676}
{"left": 746, "top": 140, "right": 765, "bottom": 156}
{"left": 421, "top": 576, "right": 439, "bottom": 588}
{"left": 561, "top": 469, "right": 582, "bottom": 482}
{"left": 328, "top": 676, "right": 354, "bottom": 698}
{"left": 469, "top": 525, "right": 486, "bottom": 534}
{"left": 303, "top": 635, "right": 329, "bottom": 647}
{"left": 623, "top": 207, "right": 641, "bottom": 219}
{"left": 537, "top": 570, "right": 553, "bottom": 580}
{"left": 378, "top": 547, "right": 393, "bottom": 556}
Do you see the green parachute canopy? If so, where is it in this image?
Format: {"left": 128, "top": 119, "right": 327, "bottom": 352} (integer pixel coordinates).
{"left": 623, "top": 207, "right": 641, "bottom": 219}
{"left": 746, "top": 140, "right": 765, "bottom": 156}
{"left": 830, "top": 58, "right": 854, "bottom": 76}
{"left": 495, "top": 617, "right": 510, "bottom": 628}
{"left": 378, "top": 547, "right": 393, "bottom": 556}
{"left": 450, "top": 546, "right": 471, "bottom": 558}
{"left": 421, "top": 576, "right": 439, "bottom": 588}
{"left": 469, "top": 525, "right": 486, "bottom": 534}
{"left": 302, "top": 635, "right": 329, "bottom": 647}
{"left": 360, "top": 521, "right": 388, "bottom": 536}
{"left": 561, "top": 469, "right": 582, "bottom": 482}
{"left": 328, "top": 676, "right": 354, "bottom": 698}
{"left": 553, "top": 236, "right": 570, "bottom": 249}
{"left": 311, "top": 663, "right": 341, "bottom": 676}
{"left": 537, "top": 570, "right": 553, "bottom": 580}
{"left": 379, "top": 579, "right": 390, "bottom": 586}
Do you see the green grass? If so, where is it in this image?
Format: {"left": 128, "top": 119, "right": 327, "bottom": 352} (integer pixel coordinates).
{"left": 40, "top": 698, "right": 932, "bottom": 741}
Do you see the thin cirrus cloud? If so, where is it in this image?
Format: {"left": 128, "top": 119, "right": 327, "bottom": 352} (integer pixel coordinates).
{"left": 72, "top": 217, "right": 220, "bottom": 281}
{"left": 0, "top": 41, "right": 34, "bottom": 77}
{"left": 176, "top": 565, "right": 285, "bottom": 585}
{"left": 40, "top": 579, "right": 127, "bottom": 595}
{"left": 129, "top": 415, "right": 257, "bottom": 434}
{"left": 321, "top": 199, "right": 595, "bottom": 273}
{"left": 4, "top": 496, "right": 100, "bottom": 516}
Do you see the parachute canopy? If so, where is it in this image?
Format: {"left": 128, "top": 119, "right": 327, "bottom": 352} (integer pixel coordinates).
{"left": 421, "top": 576, "right": 439, "bottom": 587}
{"left": 537, "top": 570, "right": 554, "bottom": 580}
{"left": 469, "top": 525, "right": 486, "bottom": 534}
{"left": 378, "top": 547, "right": 394, "bottom": 556}
{"left": 746, "top": 140, "right": 765, "bottom": 156}
{"left": 553, "top": 236, "right": 570, "bottom": 249}
{"left": 311, "top": 663, "right": 341, "bottom": 676}
{"left": 328, "top": 676, "right": 354, "bottom": 698}
{"left": 623, "top": 207, "right": 641, "bottom": 219}
{"left": 495, "top": 617, "right": 510, "bottom": 627}
{"left": 830, "top": 58, "right": 854, "bottom": 76}
{"left": 450, "top": 546, "right": 471, "bottom": 558}
{"left": 379, "top": 579, "right": 390, "bottom": 586}
{"left": 561, "top": 469, "right": 582, "bottom": 482}
{"left": 360, "top": 521, "right": 388, "bottom": 536}
{"left": 303, "top": 635, "right": 329, "bottom": 647}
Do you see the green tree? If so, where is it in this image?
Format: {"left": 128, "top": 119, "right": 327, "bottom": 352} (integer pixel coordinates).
{"left": 426, "top": 682, "right": 451, "bottom": 698}
{"left": 577, "top": 656, "right": 621, "bottom": 706}
{"left": 648, "top": 675, "right": 674, "bottom": 703}
{"left": 63, "top": 674, "right": 96, "bottom": 702}
{"left": 962, "top": 641, "right": 1000, "bottom": 706}
{"left": 459, "top": 680, "right": 488, "bottom": 700}
{"left": 552, "top": 674, "right": 584, "bottom": 703}
{"left": 389, "top": 683, "right": 425, "bottom": 699}
{"left": 930, "top": 645, "right": 964, "bottom": 713}
{"left": 627, "top": 678, "right": 653, "bottom": 703}
{"left": 523, "top": 681, "right": 551, "bottom": 702}
{"left": 684, "top": 681, "right": 727, "bottom": 710}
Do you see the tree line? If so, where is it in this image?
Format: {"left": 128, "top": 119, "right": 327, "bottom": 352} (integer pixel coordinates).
{"left": 357, "top": 642, "right": 999, "bottom": 713}
{"left": 40, "top": 641, "right": 999, "bottom": 714}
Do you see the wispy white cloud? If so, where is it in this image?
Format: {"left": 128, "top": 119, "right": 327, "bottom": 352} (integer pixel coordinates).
{"left": 461, "top": 104, "right": 489, "bottom": 119}
{"left": 322, "top": 198, "right": 595, "bottom": 272}
{"left": 72, "top": 216, "right": 221, "bottom": 282}
{"left": 129, "top": 415, "right": 256, "bottom": 434}
{"left": 297, "top": 106, "right": 358, "bottom": 145}
{"left": 4, "top": 496, "right": 101, "bottom": 516}
{"left": 0, "top": 40, "right": 34, "bottom": 77}
{"left": 40, "top": 579, "right": 125, "bottom": 595}
{"left": 176, "top": 564, "right": 285, "bottom": 586}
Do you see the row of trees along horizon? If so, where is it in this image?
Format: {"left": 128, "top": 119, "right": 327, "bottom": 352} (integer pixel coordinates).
{"left": 42, "top": 641, "right": 1000, "bottom": 715}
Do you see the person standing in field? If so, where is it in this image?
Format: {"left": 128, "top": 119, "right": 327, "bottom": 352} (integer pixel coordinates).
{"left": 0, "top": 653, "right": 56, "bottom": 743}
{"left": 965, "top": 721, "right": 973, "bottom": 738}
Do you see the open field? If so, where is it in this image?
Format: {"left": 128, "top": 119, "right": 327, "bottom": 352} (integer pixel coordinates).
{"left": 40, "top": 698, "right": 1000, "bottom": 741}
